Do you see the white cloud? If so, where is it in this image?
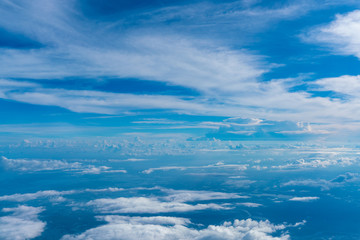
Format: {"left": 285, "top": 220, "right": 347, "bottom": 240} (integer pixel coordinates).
{"left": 225, "top": 179, "right": 256, "bottom": 188}
{"left": 1, "top": 156, "right": 126, "bottom": 174}
{"left": 0, "top": 1, "right": 356, "bottom": 129}
{"left": 314, "top": 75, "right": 360, "bottom": 97}
{"left": 161, "top": 189, "right": 248, "bottom": 202}
{"left": 0, "top": 205, "right": 46, "bottom": 240}
{"left": 61, "top": 215, "right": 303, "bottom": 240}
{"left": 142, "top": 163, "right": 248, "bottom": 174}
{"left": 289, "top": 196, "right": 319, "bottom": 202}
{"left": 0, "top": 190, "right": 75, "bottom": 202}
{"left": 272, "top": 156, "right": 356, "bottom": 169}
{"left": 2, "top": 1, "right": 360, "bottom": 131}
{"left": 307, "top": 10, "right": 360, "bottom": 58}
{"left": 0, "top": 0, "right": 269, "bottom": 94}
{"left": 237, "top": 202, "right": 263, "bottom": 207}
{"left": 87, "top": 197, "right": 229, "bottom": 214}
{"left": 0, "top": 187, "right": 125, "bottom": 202}
{"left": 2, "top": 156, "right": 82, "bottom": 172}
{"left": 283, "top": 172, "right": 359, "bottom": 190}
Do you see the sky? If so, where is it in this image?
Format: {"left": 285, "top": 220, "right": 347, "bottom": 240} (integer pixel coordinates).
{"left": 2, "top": 0, "right": 360, "bottom": 142}
{"left": 4, "top": 2, "right": 360, "bottom": 239}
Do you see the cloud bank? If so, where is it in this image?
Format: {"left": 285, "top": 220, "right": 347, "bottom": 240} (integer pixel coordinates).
{"left": 0, "top": 205, "right": 46, "bottom": 240}
{"left": 62, "top": 215, "right": 303, "bottom": 240}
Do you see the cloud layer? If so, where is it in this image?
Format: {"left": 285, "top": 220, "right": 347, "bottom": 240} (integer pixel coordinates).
{"left": 0, "top": 205, "right": 46, "bottom": 240}
{"left": 62, "top": 215, "right": 301, "bottom": 240}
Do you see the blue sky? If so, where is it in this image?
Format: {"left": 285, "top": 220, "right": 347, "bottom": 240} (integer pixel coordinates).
{"left": 2, "top": 0, "right": 360, "bottom": 141}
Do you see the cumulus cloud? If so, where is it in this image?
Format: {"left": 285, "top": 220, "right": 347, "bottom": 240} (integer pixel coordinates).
{"left": 283, "top": 172, "right": 359, "bottom": 190}
{"left": 61, "top": 215, "right": 304, "bottom": 240}
{"left": 289, "top": 197, "right": 319, "bottom": 202}
{"left": 307, "top": 10, "right": 360, "bottom": 58}
{"left": 161, "top": 189, "right": 248, "bottom": 202}
{"left": 0, "top": 205, "right": 46, "bottom": 240}
{"left": 0, "top": 187, "right": 125, "bottom": 202}
{"left": 1, "top": 156, "right": 126, "bottom": 174}
{"left": 0, "top": 190, "right": 76, "bottom": 202}
{"left": 225, "top": 179, "right": 256, "bottom": 188}
{"left": 87, "top": 197, "right": 229, "bottom": 214}
{"left": 142, "top": 163, "right": 248, "bottom": 174}
{"left": 272, "top": 156, "right": 356, "bottom": 169}
{"left": 237, "top": 202, "right": 263, "bottom": 207}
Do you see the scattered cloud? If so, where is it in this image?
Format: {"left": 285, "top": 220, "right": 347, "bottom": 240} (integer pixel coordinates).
{"left": 0, "top": 190, "right": 76, "bottom": 202}
{"left": 61, "top": 215, "right": 304, "bottom": 240}
{"left": 237, "top": 202, "right": 263, "bottom": 207}
{"left": 283, "top": 172, "right": 360, "bottom": 190}
{"left": 160, "top": 189, "right": 248, "bottom": 202}
{"left": 307, "top": 10, "right": 360, "bottom": 58}
{"left": 87, "top": 196, "right": 229, "bottom": 214}
{"left": 142, "top": 163, "right": 248, "bottom": 174}
{"left": 289, "top": 196, "right": 319, "bottom": 202}
{"left": 0, "top": 205, "right": 46, "bottom": 240}
{"left": 225, "top": 179, "right": 256, "bottom": 188}
{"left": 272, "top": 156, "right": 356, "bottom": 169}
{"left": 1, "top": 156, "right": 126, "bottom": 174}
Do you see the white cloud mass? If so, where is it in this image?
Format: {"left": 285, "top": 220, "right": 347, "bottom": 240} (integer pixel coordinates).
{"left": 61, "top": 215, "right": 304, "bottom": 240}
{"left": 309, "top": 10, "right": 360, "bottom": 58}
{"left": 289, "top": 197, "right": 319, "bottom": 202}
{"left": 87, "top": 197, "right": 229, "bottom": 214}
{"left": 0, "top": 205, "right": 46, "bottom": 240}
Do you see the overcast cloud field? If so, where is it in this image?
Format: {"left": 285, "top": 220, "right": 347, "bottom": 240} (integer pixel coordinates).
{"left": 2, "top": 0, "right": 360, "bottom": 239}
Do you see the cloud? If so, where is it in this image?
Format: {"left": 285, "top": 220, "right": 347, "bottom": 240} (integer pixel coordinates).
{"left": 0, "top": 187, "right": 125, "bottom": 202}
{"left": 0, "top": 0, "right": 268, "bottom": 93}
{"left": 1, "top": 156, "right": 126, "bottom": 174}
{"left": 96, "top": 215, "right": 192, "bottom": 226}
{"left": 283, "top": 172, "right": 359, "bottom": 190}
{"left": 161, "top": 189, "right": 248, "bottom": 202}
{"left": 62, "top": 215, "right": 303, "bottom": 240}
{"left": 237, "top": 202, "right": 263, "bottom": 207}
{"left": 87, "top": 196, "right": 229, "bottom": 214}
{"left": 314, "top": 75, "right": 360, "bottom": 97}
{"left": 2, "top": 1, "right": 360, "bottom": 129}
{"left": 142, "top": 163, "right": 248, "bottom": 174}
{"left": 225, "top": 179, "right": 256, "bottom": 188}
{"left": 272, "top": 156, "right": 356, "bottom": 169}
{"left": 289, "top": 196, "right": 319, "bottom": 202}
{"left": 2, "top": 156, "right": 81, "bottom": 171}
{"left": 0, "top": 205, "right": 46, "bottom": 240}
{"left": 307, "top": 10, "right": 360, "bottom": 58}
{"left": 4, "top": 3, "right": 360, "bottom": 138}
{"left": 205, "top": 118, "right": 331, "bottom": 140}
{"left": 0, "top": 190, "right": 76, "bottom": 202}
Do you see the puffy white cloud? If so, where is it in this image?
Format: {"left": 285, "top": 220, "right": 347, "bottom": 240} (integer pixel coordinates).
{"left": 87, "top": 197, "right": 229, "bottom": 214}
{"left": 96, "top": 215, "right": 192, "bottom": 226}
{"left": 289, "top": 197, "right": 319, "bottom": 202}
{"left": 161, "top": 189, "right": 247, "bottom": 202}
{"left": 314, "top": 75, "right": 360, "bottom": 97}
{"left": 0, "top": 187, "right": 125, "bottom": 202}
{"left": 237, "top": 202, "right": 263, "bottom": 207}
{"left": 1, "top": 156, "right": 126, "bottom": 174}
{"left": 0, "top": 205, "right": 46, "bottom": 240}
{"left": 0, "top": 190, "right": 75, "bottom": 202}
{"left": 225, "top": 179, "right": 256, "bottom": 188}
{"left": 283, "top": 172, "right": 359, "bottom": 190}
{"left": 272, "top": 156, "right": 356, "bottom": 169}
{"left": 61, "top": 215, "right": 303, "bottom": 240}
{"left": 142, "top": 163, "right": 248, "bottom": 174}
{"left": 1, "top": 156, "right": 82, "bottom": 171}
{"left": 308, "top": 10, "right": 360, "bottom": 58}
